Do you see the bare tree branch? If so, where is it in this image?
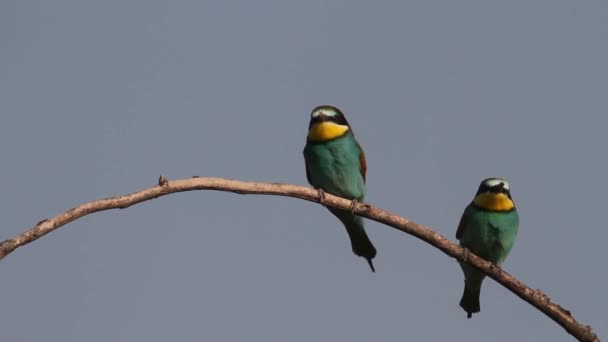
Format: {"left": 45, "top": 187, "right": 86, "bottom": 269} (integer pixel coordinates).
{"left": 0, "top": 176, "right": 599, "bottom": 342}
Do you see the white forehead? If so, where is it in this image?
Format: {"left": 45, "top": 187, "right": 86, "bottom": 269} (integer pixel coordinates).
{"left": 311, "top": 108, "right": 338, "bottom": 118}
{"left": 483, "top": 178, "right": 510, "bottom": 190}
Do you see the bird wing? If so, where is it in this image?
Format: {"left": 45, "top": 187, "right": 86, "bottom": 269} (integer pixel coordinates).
{"left": 357, "top": 142, "right": 367, "bottom": 183}
{"left": 305, "top": 163, "right": 312, "bottom": 185}
{"left": 455, "top": 208, "right": 468, "bottom": 239}
{"left": 303, "top": 144, "right": 313, "bottom": 185}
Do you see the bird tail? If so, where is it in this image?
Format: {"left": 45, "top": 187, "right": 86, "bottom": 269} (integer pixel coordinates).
{"left": 345, "top": 222, "right": 377, "bottom": 272}
{"left": 331, "top": 208, "right": 377, "bottom": 272}
{"left": 460, "top": 282, "right": 481, "bottom": 318}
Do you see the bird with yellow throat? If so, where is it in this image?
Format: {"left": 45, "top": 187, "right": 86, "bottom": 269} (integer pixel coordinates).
{"left": 303, "top": 105, "right": 377, "bottom": 272}
{"left": 456, "top": 177, "right": 520, "bottom": 317}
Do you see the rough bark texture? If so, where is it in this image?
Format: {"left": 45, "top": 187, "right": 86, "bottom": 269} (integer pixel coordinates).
{"left": 0, "top": 176, "right": 600, "bottom": 342}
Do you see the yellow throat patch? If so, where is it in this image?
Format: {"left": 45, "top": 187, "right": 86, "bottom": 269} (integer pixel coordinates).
{"left": 473, "top": 192, "right": 515, "bottom": 211}
{"left": 307, "top": 122, "right": 350, "bottom": 142}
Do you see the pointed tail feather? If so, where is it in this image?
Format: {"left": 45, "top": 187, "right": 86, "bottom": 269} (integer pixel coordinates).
{"left": 365, "top": 258, "right": 376, "bottom": 272}
{"left": 460, "top": 282, "right": 481, "bottom": 318}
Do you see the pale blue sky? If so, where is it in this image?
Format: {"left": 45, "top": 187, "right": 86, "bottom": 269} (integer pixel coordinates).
{"left": 1, "top": 1, "right": 606, "bottom": 341}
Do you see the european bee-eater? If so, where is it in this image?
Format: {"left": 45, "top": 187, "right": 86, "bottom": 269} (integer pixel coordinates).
{"left": 456, "top": 177, "right": 519, "bottom": 318}
{"left": 303, "top": 105, "right": 377, "bottom": 272}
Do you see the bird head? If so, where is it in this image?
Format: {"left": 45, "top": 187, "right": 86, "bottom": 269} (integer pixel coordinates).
{"left": 307, "top": 105, "right": 352, "bottom": 142}
{"left": 472, "top": 178, "right": 515, "bottom": 211}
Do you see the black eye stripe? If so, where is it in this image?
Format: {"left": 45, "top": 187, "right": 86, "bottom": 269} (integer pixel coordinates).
{"left": 334, "top": 115, "right": 348, "bottom": 126}
{"left": 308, "top": 112, "right": 350, "bottom": 127}
{"left": 475, "top": 182, "right": 512, "bottom": 199}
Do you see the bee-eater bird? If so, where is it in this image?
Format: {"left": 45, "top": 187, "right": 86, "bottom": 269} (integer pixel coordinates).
{"left": 456, "top": 177, "right": 520, "bottom": 318}
{"left": 303, "top": 105, "right": 377, "bottom": 272}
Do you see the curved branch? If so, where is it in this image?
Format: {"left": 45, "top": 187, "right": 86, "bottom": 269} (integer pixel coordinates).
{"left": 0, "top": 176, "right": 599, "bottom": 342}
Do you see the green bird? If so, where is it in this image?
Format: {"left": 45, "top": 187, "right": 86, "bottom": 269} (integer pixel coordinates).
{"left": 303, "top": 105, "right": 377, "bottom": 272}
{"left": 456, "top": 177, "right": 519, "bottom": 318}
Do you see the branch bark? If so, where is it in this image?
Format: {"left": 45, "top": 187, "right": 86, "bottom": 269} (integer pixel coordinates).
{"left": 0, "top": 176, "right": 599, "bottom": 342}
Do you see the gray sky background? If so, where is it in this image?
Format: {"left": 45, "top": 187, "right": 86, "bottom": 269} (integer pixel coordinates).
{"left": 1, "top": 1, "right": 606, "bottom": 341}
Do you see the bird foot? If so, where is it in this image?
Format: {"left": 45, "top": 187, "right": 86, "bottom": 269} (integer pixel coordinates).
{"left": 462, "top": 247, "right": 471, "bottom": 262}
{"left": 317, "top": 188, "right": 326, "bottom": 206}
{"left": 349, "top": 199, "right": 359, "bottom": 214}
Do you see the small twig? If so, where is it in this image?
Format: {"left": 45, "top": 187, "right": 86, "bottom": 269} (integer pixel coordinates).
{"left": 0, "top": 176, "right": 599, "bottom": 342}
